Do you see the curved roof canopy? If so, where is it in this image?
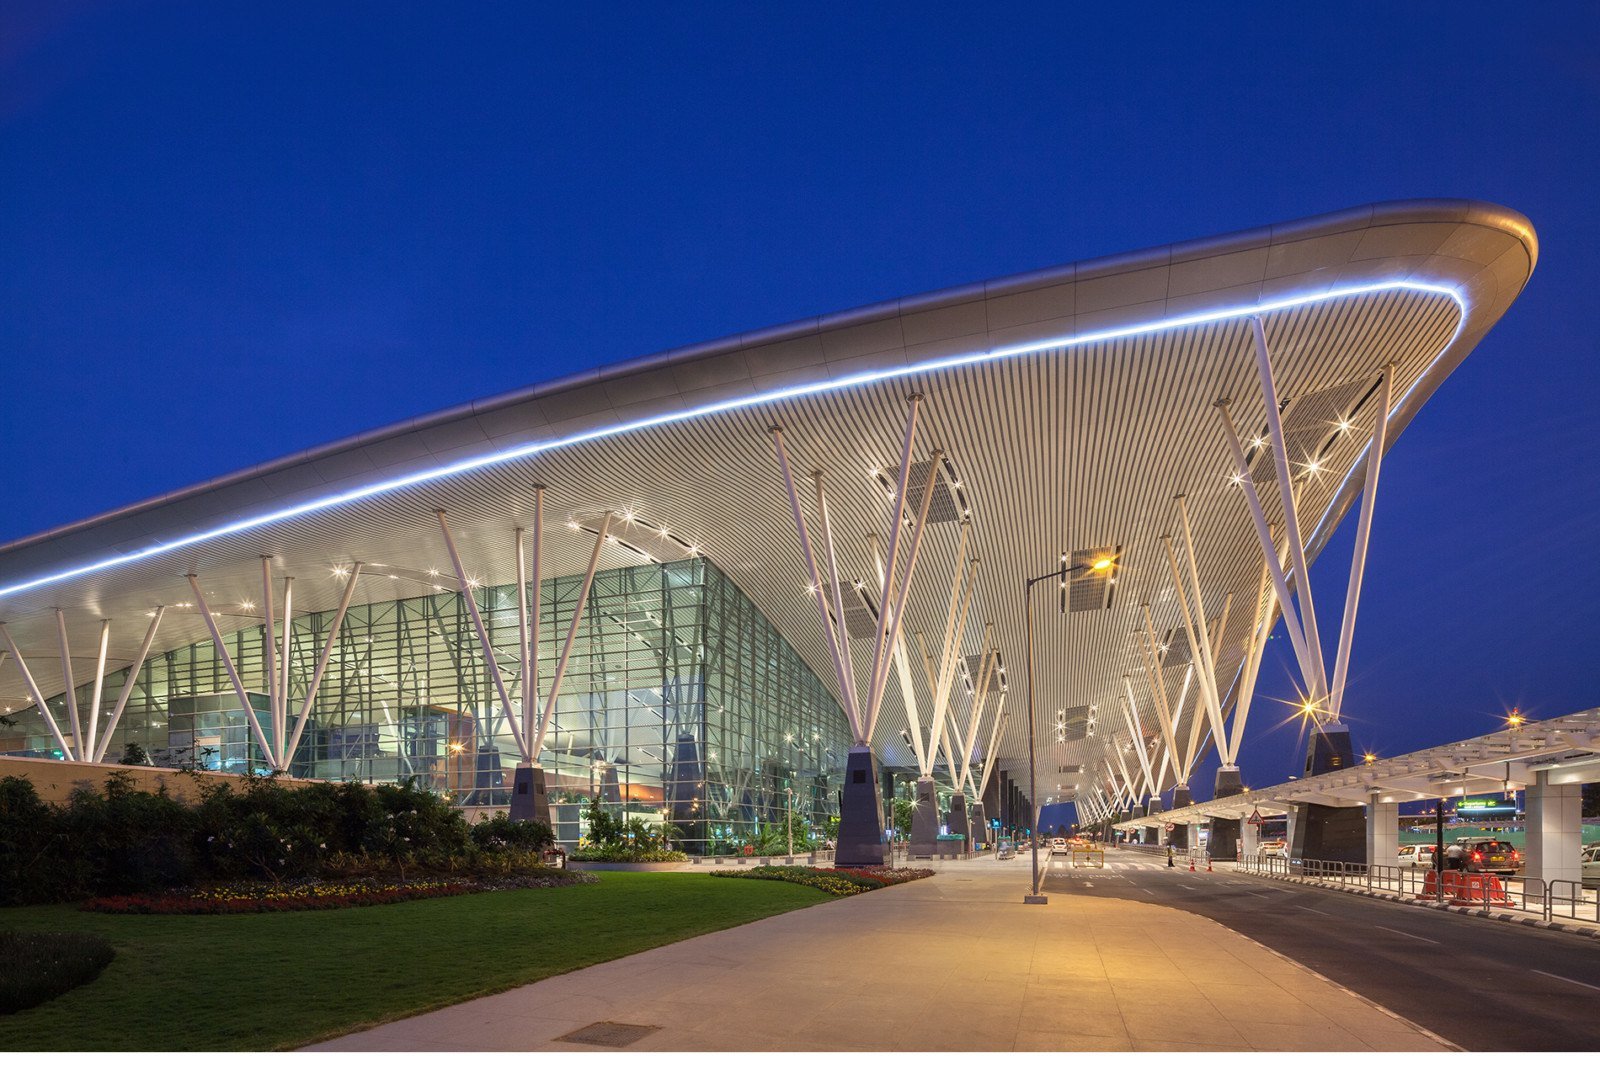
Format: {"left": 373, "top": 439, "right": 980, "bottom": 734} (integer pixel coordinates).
{"left": 0, "top": 200, "right": 1537, "bottom": 795}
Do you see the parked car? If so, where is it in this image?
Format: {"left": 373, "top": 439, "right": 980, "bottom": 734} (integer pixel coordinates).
{"left": 1581, "top": 843, "right": 1600, "bottom": 889}
{"left": 1049, "top": 837, "right": 1069, "bottom": 855}
{"left": 1455, "top": 837, "right": 1522, "bottom": 875}
{"left": 1256, "top": 840, "right": 1289, "bottom": 859}
{"left": 1398, "top": 844, "right": 1438, "bottom": 868}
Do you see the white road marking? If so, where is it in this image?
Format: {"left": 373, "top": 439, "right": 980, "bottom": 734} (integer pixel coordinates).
{"left": 1295, "top": 905, "right": 1330, "bottom": 915}
{"left": 1531, "top": 970, "right": 1600, "bottom": 993}
{"left": 1373, "top": 924, "right": 1439, "bottom": 945}
{"left": 1140, "top": 887, "right": 1154, "bottom": 895}
{"left": 1241, "top": 890, "right": 1271, "bottom": 899}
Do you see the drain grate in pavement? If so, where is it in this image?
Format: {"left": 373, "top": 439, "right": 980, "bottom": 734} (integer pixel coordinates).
{"left": 555, "top": 1021, "right": 661, "bottom": 1048}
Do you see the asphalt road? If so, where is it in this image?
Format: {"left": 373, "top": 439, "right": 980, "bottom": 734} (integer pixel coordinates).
{"left": 1044, "top": 850, "right": 1600, "bottom": 1051}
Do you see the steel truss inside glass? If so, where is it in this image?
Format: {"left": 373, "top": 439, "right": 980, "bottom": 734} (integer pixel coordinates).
{"left": 1, "top": 558, "right": 850, "bottom": 854}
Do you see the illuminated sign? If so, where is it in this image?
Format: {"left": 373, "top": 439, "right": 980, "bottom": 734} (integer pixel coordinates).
{"left": 1455, "top": 795, "right": 1517, "bottom": 817}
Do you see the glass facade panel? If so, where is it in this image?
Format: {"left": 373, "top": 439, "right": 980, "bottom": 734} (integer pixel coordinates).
{"left": 0, "top": 558, "right": 849, "bottom": 854}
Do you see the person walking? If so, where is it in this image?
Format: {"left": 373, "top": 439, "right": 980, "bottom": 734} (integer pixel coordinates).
{"left": 1444, "top": 841, "right": 1466, "bottom": 871}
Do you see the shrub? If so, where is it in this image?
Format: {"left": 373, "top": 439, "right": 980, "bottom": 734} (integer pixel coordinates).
{"left": 0, "top": 931, "right": 115, "bottom": 1014}
{"left": 570, "top": 845, "right": 687, "bottom": 863}
{"left": 57, "top": 772, "right": 198, "bottom": 895}
{"left": 0, "top": 777, "right": 72, "bottom": 906}
{"left": 470, "top": 814, "right": 555, "bottom": 853}
{"left": 0, "top": 773, "right": 542, "bottom": 904}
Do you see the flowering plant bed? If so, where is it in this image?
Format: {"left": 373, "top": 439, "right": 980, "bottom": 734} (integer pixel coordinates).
{"left": 82, "top": 869, "right": 594, "bottom": 915}
{"left": 710, "top": 865, "right": 933, "bottom": 896}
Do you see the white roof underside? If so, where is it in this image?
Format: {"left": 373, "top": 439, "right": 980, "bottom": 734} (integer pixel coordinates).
{"left": 0, "top": 200, "right": 1537, "bottom": 790}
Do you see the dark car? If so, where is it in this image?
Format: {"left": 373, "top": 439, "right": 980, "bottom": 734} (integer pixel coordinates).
{"left": 1455, "top": 837, "right": 1522, "bottom": 875}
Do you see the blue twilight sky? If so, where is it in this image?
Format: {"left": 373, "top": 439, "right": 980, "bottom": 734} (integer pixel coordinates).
{"left": 3, "top": 4, "right": 1598, "bottom": 799}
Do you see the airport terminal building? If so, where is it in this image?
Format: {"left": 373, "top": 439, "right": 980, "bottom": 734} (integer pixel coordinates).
{"left": 0, "top": 200, "right": 1537, "bottom": 860}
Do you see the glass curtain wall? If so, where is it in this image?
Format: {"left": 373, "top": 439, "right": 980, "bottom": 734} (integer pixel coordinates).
{"left": 1, "top": 559, "right": 850, "bottom": 854}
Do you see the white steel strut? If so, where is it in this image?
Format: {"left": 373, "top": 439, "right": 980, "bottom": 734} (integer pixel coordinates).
{"left": 1217, "top": 315, "right": 1398, "bottom": 724}
{"left": 93, "top": 607, "right": 166, "bottom": 763}
{"left": 974, "top": 703, "right": 1009, "bottom": 801}
{"left": 437, "top": 509, "right": 529, "bottom": 764}
{"left": 187, "top": 573, "right": 277, "bottom": 767}
{"left": 770, "top": 396, "right": 943, "bottom": 749}
{"left": 281, "top": 565, "right": 363, "bottom": 769}
{"left": 53, "top": 609, "right": 83, "bottom": 759}
{"left": 0, "top": 623, "right": 75, "bottom": 758}
{"left": 539, "top": 512, "right": 614, "bottom": 752}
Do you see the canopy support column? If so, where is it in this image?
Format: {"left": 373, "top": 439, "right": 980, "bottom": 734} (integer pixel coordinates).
{"left": 85, "top": 619, "right": 111, "bottom": 761}
{"left": 0, "top": 624, "right": 75, "bottom": 758}
{"left": 437, "top": 509, "right": 530, "bottom": 764}
{"left": 53, "top": 609, "right": 84, "bottom": 759}
{"left": 283, "top": 564, "right": 364, "bottom": 768}
{"left": 95, "top": 607, "right": 165, "bottom": 762}
{"left": 187, "top": 574, "right": 276, "bottom": 767}
{"left": 1329, "top": 364, "right": 1394, "bottom": 719}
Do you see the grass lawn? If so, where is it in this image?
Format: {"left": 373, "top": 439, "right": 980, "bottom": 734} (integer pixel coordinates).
{"left": 0, "top": 872, "right": 828, "bottom": 1051}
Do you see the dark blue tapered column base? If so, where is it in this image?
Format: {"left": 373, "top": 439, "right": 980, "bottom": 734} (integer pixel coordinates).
{"left": 509, "top": 764, "right": 551, "bottom": 827}
{"left": 949, "top": 793, "right": 971, "bottom": 852}
{"left": 836, "top": 747, "right": 887, "bottom": 867}
{"left": 909, "top": 777, "right": 940, "bottom": 857}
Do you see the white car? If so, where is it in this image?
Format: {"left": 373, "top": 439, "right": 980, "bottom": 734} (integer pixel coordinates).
{"left": 1398, "top": 844, "right": 1438, "bottom": 868}
{"left": 1049, "top": 837, "right": 1069, "bottom": 855}
{"left": 1582, "top": 843, "right": 1600, "bottom": 889}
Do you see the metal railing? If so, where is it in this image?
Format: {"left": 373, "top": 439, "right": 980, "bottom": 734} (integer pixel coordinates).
{"left": 1236, "top": 853, "right": 1600, "bottom": 925}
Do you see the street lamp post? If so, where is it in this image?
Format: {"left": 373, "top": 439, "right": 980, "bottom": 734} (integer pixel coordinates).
{"left": 1023, "top": 553, "right": 1113, "bottom": 905}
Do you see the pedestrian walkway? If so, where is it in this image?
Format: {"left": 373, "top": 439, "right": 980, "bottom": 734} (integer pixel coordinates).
{"left": 309, "top": 858, "right": 1448, "bottom": 1052}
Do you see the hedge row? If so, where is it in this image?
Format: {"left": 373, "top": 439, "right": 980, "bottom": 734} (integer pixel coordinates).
{"left": 0, "top": 772, "right": 553, "bottom": 905}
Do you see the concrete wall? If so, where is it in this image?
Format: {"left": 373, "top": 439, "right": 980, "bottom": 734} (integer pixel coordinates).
{"left": 0, "top": 754, "right": 317, "bottom": 805}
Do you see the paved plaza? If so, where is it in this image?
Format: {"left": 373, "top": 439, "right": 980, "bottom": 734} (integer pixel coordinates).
{"left": 311, "top": 860, "right": 1449, "bottom": 1052}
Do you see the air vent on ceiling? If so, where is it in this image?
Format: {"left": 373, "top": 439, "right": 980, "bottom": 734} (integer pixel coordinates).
{"left": 1160, "top": 607, "right": 1226, "bottom": 668}
{"left": 1065, "top": 546, "right": 1120, "bottom": 613}
{"left": 1055, "top": 705, "right": 1093, "bottom": 743}
{"left": 1160, "top": 626, "right": 1193, "bottom": 666}
{"left": 842, "top": 586, "right": 881, "bottom": 640}
{"left": 1246, "top": 373, "right": 1375, "bottom": 486}
{"left": 962, "top": 651, "right": 1007, "bottom": 693}
{"left": 875, "top": 456, "right": 969, "bottom": 525}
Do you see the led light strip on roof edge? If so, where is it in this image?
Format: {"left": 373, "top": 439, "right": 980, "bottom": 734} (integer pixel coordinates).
{"left": 0, "top": 280, "right": 1467, "bottom": 603}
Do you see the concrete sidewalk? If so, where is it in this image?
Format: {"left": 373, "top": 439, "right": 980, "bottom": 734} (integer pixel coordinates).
{"left": 308, "top": 859, "right": 1449, "bottom": 1052}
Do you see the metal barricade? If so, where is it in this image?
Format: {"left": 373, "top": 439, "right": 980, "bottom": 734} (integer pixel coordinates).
{"left": 1547, "top": 879, "right": 1584, "bottom": 923}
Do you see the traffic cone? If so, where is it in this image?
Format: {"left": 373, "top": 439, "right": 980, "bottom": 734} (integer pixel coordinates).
{"left": 1206, "top": 858, "right": 1213, "bottom": 873}
{"left": 1188, "top": 857, "right": 1195, "bottom": 872}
